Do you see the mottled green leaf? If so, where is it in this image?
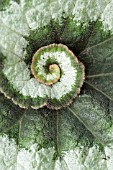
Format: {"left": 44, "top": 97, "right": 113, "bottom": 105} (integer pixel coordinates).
{"left": 0, "top": 0, "right": 113, "bottom": 169}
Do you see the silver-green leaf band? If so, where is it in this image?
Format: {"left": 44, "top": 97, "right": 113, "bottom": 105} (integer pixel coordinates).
{"left": 0, "top": 44, "right": 85, "bottom": 109}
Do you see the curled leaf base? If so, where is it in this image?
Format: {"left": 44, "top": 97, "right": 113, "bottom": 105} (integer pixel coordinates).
{"left": 0, "top": 44, "right": 85, "bottom": 110}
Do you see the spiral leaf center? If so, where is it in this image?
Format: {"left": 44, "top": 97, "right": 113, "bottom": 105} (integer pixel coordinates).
{"left": 29, "top": 44, "right": 85, "bottom": 109}
{"left": 31, "top": 45, "right": 63, "bottom": 86}
{"left": 31, "top": 50, "right": 61, "bottom": 86}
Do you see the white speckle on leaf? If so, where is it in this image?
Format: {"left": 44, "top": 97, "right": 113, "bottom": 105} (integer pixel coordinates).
{"left": 1, "top": 135, "right": 113, "bottom": 170}
{"left": 0, "top": 0, "right": 112, "bottom": 102}
{"left": 0, "top": 135, "right": 17, "bottom": 170}
{"left": 101, "top": 0, "right": 113, "bottom": 33}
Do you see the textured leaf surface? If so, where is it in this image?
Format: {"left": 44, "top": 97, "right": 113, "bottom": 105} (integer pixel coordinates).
{"left": 79, "top": 37, "right": 113, "bottom": 103}
{"left": 0, "top": 93, "right": 25, "bottom": 133}
{"left": 0, "top": 0, "right": 113, "bottom": 169}
{"left": 1, "top": 135, "right": 113, "bottom": 170}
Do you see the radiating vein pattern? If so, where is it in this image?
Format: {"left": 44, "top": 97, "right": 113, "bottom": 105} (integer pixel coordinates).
{"left": 79, "top": 37, "right": 113, "bottom": 101}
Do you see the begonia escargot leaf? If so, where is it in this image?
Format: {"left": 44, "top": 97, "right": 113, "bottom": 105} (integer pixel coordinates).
{"left": 1, "top": 0, "right": 113, "bottom": 169}
{"left": 0, "top": 43, "right": 85, "bottom": 110}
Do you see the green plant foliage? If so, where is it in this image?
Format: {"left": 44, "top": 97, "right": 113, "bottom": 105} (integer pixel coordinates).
{"left": 0, "top": 0, "right": 113, "bottom": 169}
